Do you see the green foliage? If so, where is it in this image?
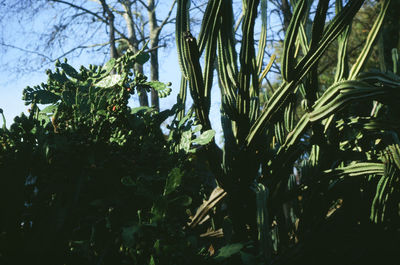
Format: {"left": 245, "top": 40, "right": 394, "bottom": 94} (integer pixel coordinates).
{"left": 214, "top": 243, "right": 244, "bottom": 260}
{"left": 167, "top": 109, "right": 216, "bottom": 153}
{"left": 2, "top": 0, "right": 400, "bottom": 264}
{"left": 0, "top": 50, "right": 213, "bottom": 265}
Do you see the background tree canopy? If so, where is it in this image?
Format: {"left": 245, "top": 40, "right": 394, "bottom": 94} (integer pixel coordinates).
{"left": 0, "top": 0, "right": 180, "bottom": 110}
{"left": 1, "top": 0, "right": 400, "bottom": 265}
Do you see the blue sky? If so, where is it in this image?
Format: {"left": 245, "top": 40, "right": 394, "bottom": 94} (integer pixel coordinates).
{"left": 0, "top": 42, "right": 223, "bottom": 142}
{"left": 0, "top": 1, "right": 223, "bottom": 140}
{"left": 0, "top": 0, "right": 283, "bottom": 146}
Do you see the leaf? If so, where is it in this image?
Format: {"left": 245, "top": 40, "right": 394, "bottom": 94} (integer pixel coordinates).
{"left": 214, "top": 243, "right": 244, "bottom": 260}
{"left": 180, "top": 130, "right": 192, "bottom": 152}
{"left": 169, "top": 195, "right": 192, "bottom": 207}
{"left": 33, "top": 90, "right": 61, "bottom": 105}
{"left": 77, "top": 95, "right": 90, "bottom": 114}
{"left": 149, "top": 255, "right": 156, "bottom": 265}
{"left": 40, "top": 104, "right": 58, "bottom": 115}
{"left": 163, "top": 167, "right": 184, "bottom": 195}
{"left": 122, "top": 225, "right": 140, "bottom": 247}
{"left": 96, "top": 110, "right": 107, "bottom": 116}
{"left": 133, "top": 51, "right": 150, "bottom": 65}
{"left": 153, "top": 240, "right": 161, "bottom": 255}
{"left": 49, "top": 71, "right": 69, "bottom": 84}
{"left": 131, "top": 106, "right": 153, "bottom": 115}
{"left": 192, "top": 124, "right": 202, "bottom": 133}
{"left": 95, "top": 74, "right": 122, "bottom": 88}
{"left": 178, "top": 109, "right": 193, "bottom": 127}
{"left": 38, "top": 112, "right": 51, "bottom": 124}
{"left": 147, "top": 81, "right": 172, "bottom": 98}
{"left": 62, "top": 91, "right": 75, "bottom": 106}
{"left": 102, "top": 58, "right": 116, "bottom": 75}
{"left": 151, "top": 198, "right": 168, "bottom": 223}
{"left": 192, "top": 129, "right": 215, "bottom": 145}
{"left": 61, "top": 63, "right": 79, "bottom": 79}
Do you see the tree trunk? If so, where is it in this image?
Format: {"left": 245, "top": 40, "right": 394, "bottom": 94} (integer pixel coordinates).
{"left": 281, "top": 0, "right": 292, "bottom": 32}
{"left": 134, "top": 63, "right": 149, "bottom": 107}
{"left": 122, "top": 1, "right": 149, "bottom": 107}
{"left": 148, "top": 0, "right": 160, "bottom": 111}
{"left": 106, "top": 12, "right": 118, "bottom": 60}
{"left": 99, "top": 0, "right": 118, "bottom": 60}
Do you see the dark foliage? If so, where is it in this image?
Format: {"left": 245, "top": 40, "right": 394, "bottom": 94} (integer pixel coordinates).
{"left": 0, "top": 51, "right": 215, "bottom": 265}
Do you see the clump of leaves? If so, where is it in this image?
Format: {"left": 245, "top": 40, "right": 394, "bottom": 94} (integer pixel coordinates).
{"left": 0, "top": 50, "right": 214, "bottom": 265}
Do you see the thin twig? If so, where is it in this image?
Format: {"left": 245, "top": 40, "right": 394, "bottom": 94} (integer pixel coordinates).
{"left": 155, "top": 0, "right": 177, "bottom": 35}
{"left": 137, "top": 0, "right": 150, "bottom": 11}
{"left": 0, "top": 42, "right": 53, "bottom": 61}
{"left": 144, "top": 44, "right": 166, "bottom": 53}
{"left": 54, "top": 42, "right": 110, "bottom": 61}
{"left": 49, "top": 0, "right": 129, "bottom": 40}
{"left": 1, "top": 41, "right": 110, "bottom": 62}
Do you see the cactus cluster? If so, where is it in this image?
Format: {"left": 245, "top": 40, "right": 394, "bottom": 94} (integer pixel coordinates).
{"left": 176, "top": 0, "right": 400, "bottom": 260}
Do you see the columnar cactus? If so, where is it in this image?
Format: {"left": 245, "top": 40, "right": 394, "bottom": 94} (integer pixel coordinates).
{"left": 176, "top": 0, "right": 400, "bottom": 258}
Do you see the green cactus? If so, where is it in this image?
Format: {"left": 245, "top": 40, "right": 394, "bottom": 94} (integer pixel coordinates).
{"left": 176, "top": 0, "right": 400, "bottom": 258}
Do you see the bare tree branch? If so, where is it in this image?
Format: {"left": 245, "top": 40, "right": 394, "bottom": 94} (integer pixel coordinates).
{"left": 155, "top": 0, "right": 176, "bottom": 36}
{"left": 143, "top": 44, "right": 166, "bottom": 53}
{"left": 137, "top": 0, "right": 150, "bottom": 11}
{"left": 99, "top": 0, "right": 118, "bottom": 59}
{"left": 89, "top": 0, "right": 125, "bottom": 16}
{"left": 0, "top": 41, "right": 110, "bottom": 63}
{"left": 120, "top": 0, "right": 149, "bottom": 106}
{"left": 49, "top": 0, "right": 129, "bottom": 41}
{"left": 54, "top": 42, "right": 110, "bottom": 61}
{"left": 0, "top": 42, "right": 53, "bottom": 61}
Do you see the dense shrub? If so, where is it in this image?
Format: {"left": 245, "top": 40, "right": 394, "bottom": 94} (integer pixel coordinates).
{"left": 0, "top": 51, "right": 215, "bottom": 265}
